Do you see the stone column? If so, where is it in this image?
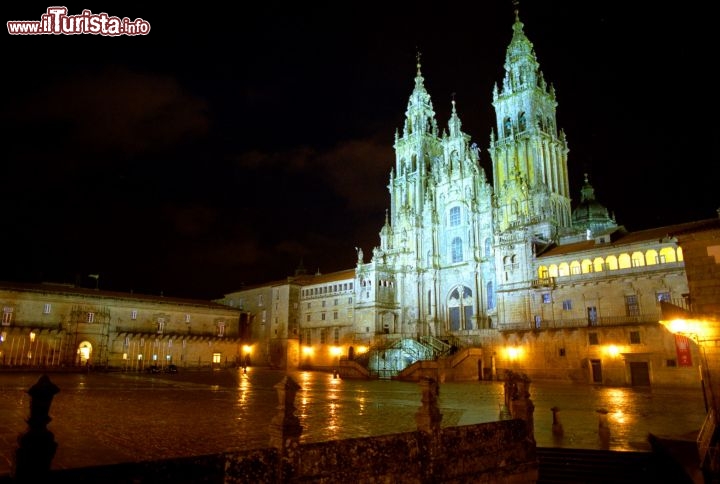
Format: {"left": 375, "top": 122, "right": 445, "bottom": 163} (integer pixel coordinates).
{"left": 12, "top": 374, "right": 60, "bottom": 483}
{"left": 268, "top": 376, "right": 302, "bottom": 483}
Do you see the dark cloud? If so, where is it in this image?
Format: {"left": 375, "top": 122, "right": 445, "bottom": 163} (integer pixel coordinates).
{"left": 8, "top": 66, "right": 208, "bottom": 159}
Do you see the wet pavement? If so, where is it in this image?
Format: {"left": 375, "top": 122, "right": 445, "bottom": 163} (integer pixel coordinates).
{"left": 0, "top": 368, "right": 707, "bottom": 475}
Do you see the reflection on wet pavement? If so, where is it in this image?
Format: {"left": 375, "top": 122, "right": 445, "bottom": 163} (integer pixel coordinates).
{"left": 0, "top": 369, "right": 707, "bottom": 474}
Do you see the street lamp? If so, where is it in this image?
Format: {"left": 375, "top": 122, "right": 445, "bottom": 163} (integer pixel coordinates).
{"left": 659, "top": 302, "right": 720, "bottom": 481}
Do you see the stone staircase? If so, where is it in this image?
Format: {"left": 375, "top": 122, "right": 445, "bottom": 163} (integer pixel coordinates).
{"left": 536, "top": 447, "right": 693, "bottom": 484}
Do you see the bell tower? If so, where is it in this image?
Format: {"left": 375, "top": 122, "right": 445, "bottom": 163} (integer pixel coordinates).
{"left": 489, "top": 6, "right": 571, "bottom": 241}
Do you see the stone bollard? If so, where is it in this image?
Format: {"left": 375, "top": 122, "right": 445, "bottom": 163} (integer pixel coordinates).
{"left": 12, "top": 374, "right": 60, "bottom": 483}
{"left": 504, "top": 370, "right": 535, "bottom": 443}
{"left": 596, "top": 408, "right": 610, "bottom": 449}
{"left": 415, "top": 377, "right": 443, "bottom": 482}
{"left": 550, "top": 406, "right": 564, "bottom": 439}
{"left": 268, "top": 376, "right": 302, "bottom": 483}
{"left": 415, "top": 376, "right": 442, "bottom": 433}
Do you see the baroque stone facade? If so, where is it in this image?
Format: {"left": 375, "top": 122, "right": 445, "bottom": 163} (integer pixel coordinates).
{"left": 0, "top": 281, "right": 242, "bottom": 370}
{"left": 219, "top": 11, "right": 717, "bottom": 388}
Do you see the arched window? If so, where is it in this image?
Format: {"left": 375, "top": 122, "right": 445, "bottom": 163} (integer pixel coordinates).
{"left": 558, "top": 262, "right": 570, "bottom": 277}
{"left": 618, "top": 253, "right": 632, "bottom": 269}
{"left": 487, "top": 282, "right": 495, "bottom": 310}
{"left": 606, "top": 255, "right": 618, "bottom": 270}
{"left": 581, "top": 259, "right": 593, "bottom": 273}
{"left": 484, "top": 238, "right": 492, "bottom": 258}
{"left": 593, "top": 257, "right": 604, "bottom": 272}
{"left": 503, "top": 117, "right": 512, "bottom": 137}
{"left": 449, "top": 206, "right": 461, "bottom": 226}
{"left": 451, "top": 237, "right": 463, "bottom": 263}
{"left": 659, "top": 247, "right": 677, "bottom": 263}
{"left": 448, "top": 285, "right": 474, "bottom": 330}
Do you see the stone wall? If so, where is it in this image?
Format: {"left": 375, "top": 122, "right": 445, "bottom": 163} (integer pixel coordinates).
{"left": 6, "top": 373, "right": 538, "bottom": 484}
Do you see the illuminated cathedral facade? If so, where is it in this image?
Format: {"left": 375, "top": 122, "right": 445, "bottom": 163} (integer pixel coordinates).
{"left": 219, "top": 12, "right": 714, "bottom": 387}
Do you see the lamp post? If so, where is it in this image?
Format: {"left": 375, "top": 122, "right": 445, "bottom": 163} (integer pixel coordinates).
{"left": 659, "top": 304, "right": 719, "bottom": 481}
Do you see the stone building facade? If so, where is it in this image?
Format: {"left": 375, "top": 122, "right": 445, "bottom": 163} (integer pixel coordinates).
{"left": 218, "top": 11, "right": 715, "bottom": 388}
{"left": 0, "top": 281, "right": 242, "bottom": 370}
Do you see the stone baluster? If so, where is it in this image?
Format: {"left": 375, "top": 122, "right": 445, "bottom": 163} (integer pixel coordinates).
{"left": 12, "top": 374, "right": 60, "bottom": 483}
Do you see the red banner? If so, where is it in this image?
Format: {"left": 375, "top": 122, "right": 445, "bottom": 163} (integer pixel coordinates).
{"left": 675, "top": 334, "right": 693, "bottom": 367}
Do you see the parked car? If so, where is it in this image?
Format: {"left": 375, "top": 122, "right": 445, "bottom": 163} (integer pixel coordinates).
{"left": 165, "top": 364, "right": 178, "bottom": 373}
{"left": 146, "top": 365, "right": 161, "bottom": 374}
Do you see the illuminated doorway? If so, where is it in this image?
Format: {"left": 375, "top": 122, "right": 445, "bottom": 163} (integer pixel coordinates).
{"left": 78, "top": 341, "right": 92, "bottom": 365}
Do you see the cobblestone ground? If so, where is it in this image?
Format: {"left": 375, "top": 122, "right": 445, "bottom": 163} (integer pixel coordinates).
{"left": 0, "top": 369, "right": 707, "bottom": 475}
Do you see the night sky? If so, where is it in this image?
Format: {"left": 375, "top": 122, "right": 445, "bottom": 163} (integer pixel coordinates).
{"left": 3, "top": 2, "right": 717, "bottom": 300}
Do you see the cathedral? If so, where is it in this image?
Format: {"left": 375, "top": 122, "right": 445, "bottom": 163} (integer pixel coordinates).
{"left": 4, "top": 9, "right": 713, "bottom": 389}
{"left": 219, "top": 9, "right": 719, "bottom": 388}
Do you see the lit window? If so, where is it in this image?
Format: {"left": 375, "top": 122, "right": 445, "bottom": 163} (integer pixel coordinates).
{"left": 656, "top": 292, "right": 670, "bottom": 303}
{"left": 449, "top": 206, "right": 461, "bottom": 226}
{"left": 3, "top": 307, "right": 13, "bottom": 325}
{"left": 625, "top": 295, "right": 640, "bottom": 316}
{"left": 43, "top": 304, "right": 51, "bottom": 314}
{"left": 157, "top": 318, "right": 165, "bottom": 334}
{"left": 212, "top": 353, "right": 221, "bottom": 364}
{"left": 451, "top": 237, "right": 463, "bottom": 263}
{"left": 185, "top": 314, "right": 191, "bottom": 323}
{"left": 217, "top": 322, "right": 225, "bottom": 337}
{"left": 542, "top": 293, "right": 551, "bottom": 304}
{"left": 87, "top": 312, "right": 95, "bottom": 323}
{"left": 261, "top": 310, "right": 266, "bottom": 323}
{"left": 562, "top": 300, "right": 572, "bottom": 310}
{"left": 258, "top": 295, "right": 264, "bottom": 306}
{"left": 131, "top": 310, "right": 138, "bottom": 320}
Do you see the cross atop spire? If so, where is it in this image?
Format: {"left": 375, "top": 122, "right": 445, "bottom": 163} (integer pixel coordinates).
{"left": 416, "top": 50, "right": 422, "bottom": 76}
{"left": 512, "top": 0, "right": 520, "bottom": 21}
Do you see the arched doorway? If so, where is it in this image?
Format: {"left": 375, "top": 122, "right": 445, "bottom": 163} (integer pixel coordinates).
{"left": 78, "top": 341, "right": 92, "bottom": 365}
